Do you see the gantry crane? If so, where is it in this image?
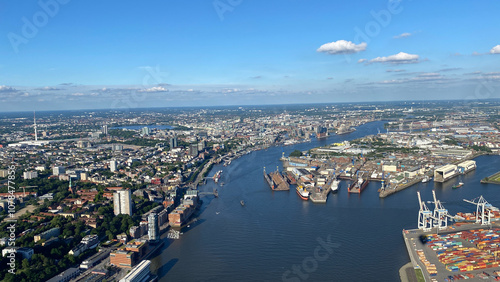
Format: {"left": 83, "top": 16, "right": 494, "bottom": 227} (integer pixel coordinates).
{"left": 464, "top": 196, "right": 493, "bottom": 225}
{"left": 417, "top": 191, "right": 433, "bottom": 231}
{"left": 432, "top": 190, "right": 452, "bottom": 230}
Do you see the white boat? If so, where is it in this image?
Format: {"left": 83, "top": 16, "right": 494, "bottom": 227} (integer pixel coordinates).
{"left": 296, "top": 186, "right": 310, "bottom": 200}
{"left": 422, "top": 175, "right": 431, "bottom": 183}
{"left": 330, "top": 179, "right": 340, "bottom": 193}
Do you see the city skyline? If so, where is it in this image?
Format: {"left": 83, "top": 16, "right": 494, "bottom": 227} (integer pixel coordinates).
{"left": 1, "top": 0, "right": 500, "bottom": 111}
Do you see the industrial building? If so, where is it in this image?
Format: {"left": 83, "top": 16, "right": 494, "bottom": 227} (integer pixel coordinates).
{"left": 434, "top": 164, "right": 458, "bottom": 182}
{"left": 457, "top": 160, "right": 476, "bottom": 174}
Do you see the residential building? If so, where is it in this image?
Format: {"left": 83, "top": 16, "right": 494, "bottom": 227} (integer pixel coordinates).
{"left": 114, "top": 189, "right": 132, "bottom": 216}
{"left": 148, "top": 213, "right": 159, "bottom": 242}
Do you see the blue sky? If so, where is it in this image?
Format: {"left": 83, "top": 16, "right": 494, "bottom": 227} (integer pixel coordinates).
{"left": 1, "top": 0, "right": 499, "bottom": 111}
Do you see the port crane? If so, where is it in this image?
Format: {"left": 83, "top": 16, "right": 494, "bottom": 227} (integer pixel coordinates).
{"left": 417, "top": 191, "right": 433, "bottom": 231}
{"left": 431, "top": 190, "right": 452, "bottom": 230}
{"left": 463, "top": 196, "right": 493, "bottom": 225}
{"left": 417, "top": 191, "right": 451, "bottom": 231}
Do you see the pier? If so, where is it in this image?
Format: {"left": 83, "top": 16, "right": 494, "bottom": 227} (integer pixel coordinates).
{"left": 309, "top": 187, "right": 329, "bottom": 203}
{"left": 379, "top": 176, "right": 425, "bottom": 198}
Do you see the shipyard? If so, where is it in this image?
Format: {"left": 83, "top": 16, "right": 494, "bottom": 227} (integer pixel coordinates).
{"left": 267, "top": 111, "right": 500, "bottom": 204}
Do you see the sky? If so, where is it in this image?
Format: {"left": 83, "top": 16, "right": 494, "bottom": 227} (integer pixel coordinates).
{"left": 0, "top": 0, "right": 500, "bottom": 111}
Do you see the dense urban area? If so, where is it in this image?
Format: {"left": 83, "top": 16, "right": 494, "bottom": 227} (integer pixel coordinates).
{"left": 0, "top": 100, "right": 500, "bottom": 282}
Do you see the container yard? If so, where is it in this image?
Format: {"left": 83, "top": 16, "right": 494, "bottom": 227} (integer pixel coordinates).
{"left": 403, "top": 224, "right": 500, "bottom": 282}
{"left": 403, "top": 191, "right": 500, "bottom": 282}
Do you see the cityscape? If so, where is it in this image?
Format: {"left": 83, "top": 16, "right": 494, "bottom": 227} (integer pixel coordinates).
{"left": 1, "top": 1, "right": 500, "bottom": 282}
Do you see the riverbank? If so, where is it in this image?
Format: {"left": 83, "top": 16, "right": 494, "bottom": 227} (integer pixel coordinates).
{"left": 480, "top": 171, "right": 500, "bottom": 184}
{"left": 380, "top": 151, "right": 489, "bottom": 198}
{"left": 150, "top": 122, "right": 500, "bottom": 281}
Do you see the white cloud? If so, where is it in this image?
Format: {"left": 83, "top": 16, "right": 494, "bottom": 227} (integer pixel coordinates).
{"left": 317, "top": 40, "right": 367, "bottom": 55}
{"left": 490, "top": 45, "right": 500, "bottom": 54}
{"left": 386, "top": 69, "right": 406, "bottom": 72}
{"left": 0, "top": 85, "right": 18, "bottom": 93}
{"left": 138, "top": 86, "right": 168, "bottom": 93}
{"left": 357, "top": 59, "right": 367, "bottom": 63}
{"left": 418, "top": 72, "right": 440, "bottom": 77}
{"left": 394, "top": 32, "right": 412, "bottom": 39}
{"left": 368, "top": 52, "right": 420, "bottom": 64}
{"left": 35, "top": 86, "right": 62, "bottom": 91}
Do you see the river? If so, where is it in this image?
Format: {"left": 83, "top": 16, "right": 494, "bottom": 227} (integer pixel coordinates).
{"left": 150, "top": 121, "right": 500, "bottom": 281}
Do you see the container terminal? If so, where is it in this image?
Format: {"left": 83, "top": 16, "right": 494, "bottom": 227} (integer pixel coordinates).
{"left": 401, "top": 191, "right": 500, "bottom": 282}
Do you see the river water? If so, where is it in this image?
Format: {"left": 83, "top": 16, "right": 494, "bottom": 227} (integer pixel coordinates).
{"left": 150, "top": 121, "right": 500, "bottom": 281}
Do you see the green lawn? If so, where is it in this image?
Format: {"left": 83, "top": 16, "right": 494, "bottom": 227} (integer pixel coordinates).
{"left": 491, "top": 172, "right": 500, "bottom": 182}
{"left": 415, "top": 268, "right": 425, "bottom": 282}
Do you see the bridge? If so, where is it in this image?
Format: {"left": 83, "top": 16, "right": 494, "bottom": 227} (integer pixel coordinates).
{"left": 198, "top": 189, "right": 219, "bottom": 197}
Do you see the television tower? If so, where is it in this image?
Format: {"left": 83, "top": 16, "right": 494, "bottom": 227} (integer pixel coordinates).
{"left": 34, "top": 111, "right": 38, "bottom": 141}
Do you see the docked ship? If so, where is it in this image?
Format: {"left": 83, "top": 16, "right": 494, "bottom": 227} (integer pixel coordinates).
{"left": 296, "top": 186, "right": 310, "bottom": 200}
{"left": 348, "top": 177, "right": 369, "bottom": 194}
{"left": 330, "top": 178, "right": 340, "bottom": 193}
{"left": 213, "top": 170, "right": 222, "bottom": 183}
{"left": 284, "top": 171, "right": 297, "bottom": 185}
{"left": 422, "top": 175, "right": 431, "bottom": 183}
{"left": 263, "top": 168, "right": 275, "bottom": 189}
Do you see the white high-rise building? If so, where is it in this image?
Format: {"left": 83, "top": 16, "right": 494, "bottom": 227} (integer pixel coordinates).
{"left": 113, "top": 189, "right": 132, "bottom": 216}
{"left": 53, "top": 166, "right": 65, "bottom": 176}
{"left": 148, "top": 213, "right": 159, "bottom": 242}
{"left": 110, "top": 160, "right": 117, "bottom": 172}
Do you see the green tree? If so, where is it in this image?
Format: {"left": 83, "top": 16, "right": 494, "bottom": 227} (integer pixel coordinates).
{"left": 289, "top": 150, "right": 302, "bottom": 157}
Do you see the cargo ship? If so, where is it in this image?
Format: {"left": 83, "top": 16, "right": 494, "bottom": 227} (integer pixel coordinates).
{"left": 452, "top": 182, "right": 464, "bottom": 189}
{"left": 348, "top": 178, "right": 369, "bottom": 194}
{"left": 296, "top": 186, "right": 310, "bottom": 200}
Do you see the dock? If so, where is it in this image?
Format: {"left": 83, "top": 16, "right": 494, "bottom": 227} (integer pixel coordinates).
{"left": 309, "top": 187, "right": 329, "bottom": 203}
{"left": 269, "top": 171, "right": 290, "bottom": 191}
{"left": 379, "top": 176, "right": 424, "bottom": 198}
